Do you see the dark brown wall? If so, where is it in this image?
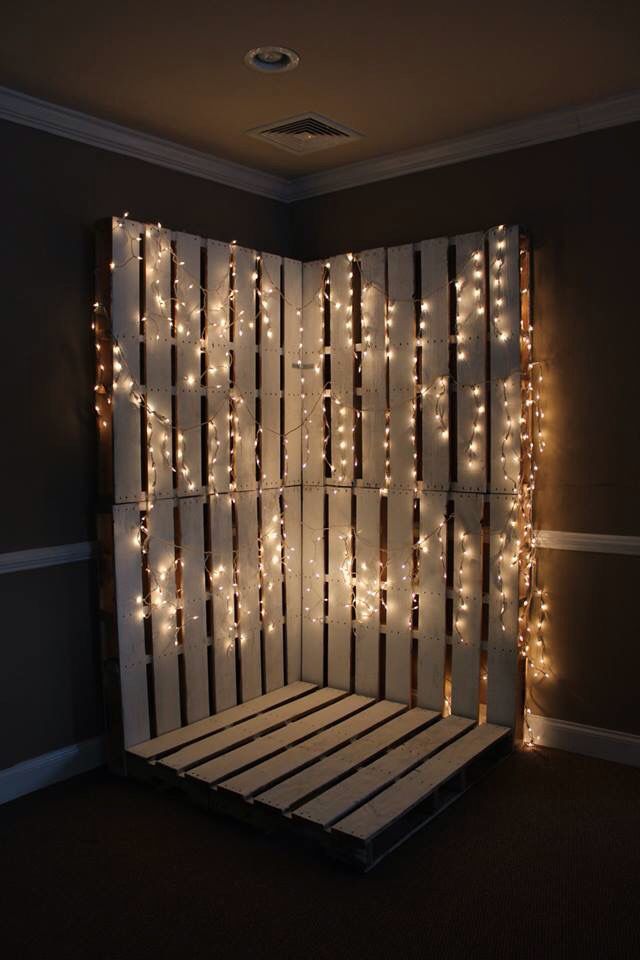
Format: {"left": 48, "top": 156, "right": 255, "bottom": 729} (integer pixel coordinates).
{"left": 1, "top": 119, "right": 290, "bottom": 769}
{"left": 293, "top": 121, "right": 640, "bottom": 734}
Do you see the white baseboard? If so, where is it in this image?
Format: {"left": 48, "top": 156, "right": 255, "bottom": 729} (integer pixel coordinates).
{"left": 0, "top": 736, "right": 106, "bottom": 805}
{"left": 0, "top": 540, "right": 97, "bottom": 574}
{"left": 528, "top": 715, "right": 640, "bottom": 767}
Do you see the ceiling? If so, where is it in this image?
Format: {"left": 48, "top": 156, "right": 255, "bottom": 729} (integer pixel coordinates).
{"left": 2, "top": 1, "right": 640, "bottom": 179}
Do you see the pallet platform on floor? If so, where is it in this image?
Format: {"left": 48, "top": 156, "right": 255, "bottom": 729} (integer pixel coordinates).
{"left": 127, "top": 683, "right": 511, "bottom": 870}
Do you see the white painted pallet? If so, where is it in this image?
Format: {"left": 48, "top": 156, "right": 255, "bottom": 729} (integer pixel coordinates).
{"left": 126, "top": 684, "right": 511, "bottom": 869}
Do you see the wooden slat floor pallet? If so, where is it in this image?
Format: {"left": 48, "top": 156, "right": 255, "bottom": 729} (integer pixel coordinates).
{"left": 127, "top": 682, "right": 512, "bottom": 870}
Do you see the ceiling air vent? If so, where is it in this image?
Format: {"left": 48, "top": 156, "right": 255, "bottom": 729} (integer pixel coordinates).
{"left": 247, "top": 113, "right": 362, "bottom": 155}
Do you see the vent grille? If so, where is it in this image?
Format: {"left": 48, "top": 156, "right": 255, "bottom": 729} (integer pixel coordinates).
{"left": 247, "top": 113, "right": 362, "bottom": 155}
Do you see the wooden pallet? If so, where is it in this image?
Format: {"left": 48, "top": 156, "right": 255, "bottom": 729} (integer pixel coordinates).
{"left": 127, "top": 682, "right": 511, "bottom": 870}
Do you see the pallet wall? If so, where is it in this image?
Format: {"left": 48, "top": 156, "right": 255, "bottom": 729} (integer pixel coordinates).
{"left": 299, "top": 227, "right": 524, "bottom": 727}
{"left": 96, "top": 219, "right": 302, "bottom": 747}
{"left": 96, "top": 219, "right": 525, "bottom": 751}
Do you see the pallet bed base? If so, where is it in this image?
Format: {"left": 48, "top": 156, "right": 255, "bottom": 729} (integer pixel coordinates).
{"left": 127, "top": 683, "right": 511, "bottom": 870}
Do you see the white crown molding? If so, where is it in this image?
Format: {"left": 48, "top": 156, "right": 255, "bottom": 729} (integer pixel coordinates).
{"left": 0, "top": 736, "right": 105, "bottom": 805}
{"left": 289, "top": 88, "right": 640, "bottom": 200}
{"left": 1, "top": 85, "right": 640, "bottom": 203}
{"left": 528, "top": 715, "right": 640, "bottom": 767}
{"left": 535, "top": 530, "right": 640, "bottom": 555}
{"left": 0, "top": 540, "right": 97, "bottom": 575}
{"left": 0, "top": 86, "right": 290, "bottom": 202}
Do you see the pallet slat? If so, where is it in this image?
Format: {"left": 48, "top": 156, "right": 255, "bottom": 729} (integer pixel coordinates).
{"left": 256, "top": 707, "right": 438, "bottom": 813}
{"left": 385, "top": 244, "right": 416, "bottom": 704}
{"left": 219, "top": 699, "right": 406, "bottom": 799}
{"left": 158, "top": 687, "right": 346, "bottom": 775}
{"left": 293, "top": 714, "right": 473, "bottom": 829}
{"left": 127, "top": 680, "right": 315, "bottom": 760}
{"left": 188, "top": 694, "right": 373, "bottom": 788}
{"left": 332, "top": 722, "right": 509, "bottom": 843}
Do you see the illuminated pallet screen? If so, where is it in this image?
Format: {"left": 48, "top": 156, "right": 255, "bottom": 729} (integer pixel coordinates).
{"left": 96, "top": 218, "right": 526, "bottom": 751}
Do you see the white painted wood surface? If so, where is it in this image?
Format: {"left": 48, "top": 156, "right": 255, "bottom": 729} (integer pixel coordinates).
{"left": 111, "top": 218, "right": 143, "bottom": 503}
{"left": 219, "top": 699, "right": 404, "bottom": 798}
{"left": 301, "top": 261, "right": 325, "bottom": 486}
{"left": 144, "top": 226, "right": 174, "bottom": 499}
{"left": 359, "top": 247, "right": 387, "bottom": 488}
{"left": 455, "top": 232, "right": 487, "bottom": 494}
{"left": 450, "top": 493, "right": 484, "bottom": 719}
{"left": 385, "top": 244, "right": 416, "bottom": 704}
{"left": 128, "top": 680, "right": 315, "bottom": 760}
{"left": 206, "top": 240, "right": 232, "bottom": 495}
{"left": 283, "top": 258, "right": 302, "bottom": 487}
{"left": 283, "top": 487, "right": 302, "bottom": 681}
{"left": 354, "top": 488, "right": 381, "bottom": 696}
{"left": 302, "top": 486, "right": 325, "bottom": 684}
{"left": 187, "top": 694, "right": 371, "bottom": 786}
{"left": 294, "top": 714, "right": 474, "bottom": 829}
{"left": 419, "top": 237, "right": 450, "bottom": 491}
{"left": 257, "top": 706, "right": 436, "bottom": 813}
{"left": 161, "top": 687, "right": 345, "bottom": 774}
{"left": 327, "top": 487, "right": 352, "bottom": 690}
{"left": 113, "top": 504, "right": 149, "bottom": 747}
{"left": 332, "top": 722, "right": 508, "bottom": 841}
{"left": 208, "top": 493, "right": 236, "bottom": 711}
{"left": 329, "top": 254, "right": 354, "bottom": 484}
{"left": 174, "top": 231, "right": 203, "bottom": 496}
{"left": 146, "top": 497, "right": 181, "bottom": 734}
{"left": 179, "top": 496, "right": 209, "bottom": 722}
{"left": 416, "top": 490, "right": 448, "bottom": 710}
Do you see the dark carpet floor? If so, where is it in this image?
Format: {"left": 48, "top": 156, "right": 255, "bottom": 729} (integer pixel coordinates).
{"left": 2, "top": 746, "right": 639, "bottom": 959}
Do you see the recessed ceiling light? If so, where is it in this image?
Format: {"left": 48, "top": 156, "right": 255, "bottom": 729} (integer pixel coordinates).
{"left": 244, "top": 46, "right": 300, "bottom": 73}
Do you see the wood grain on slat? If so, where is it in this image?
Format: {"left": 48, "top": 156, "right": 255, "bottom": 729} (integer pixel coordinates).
{"left": 385, "top": 244, "right": 416, "bottom": 704}
{"left": 454, "top": 232, "right": 486, "bottom": 494}
{"left": 206, "top": 240, "right": 232, "bottom": 495}
{"left": 174, "top": 231, "right": 203, "bottom": 496}
{"left": 354, "top": 488, "right": 381, "bottom": 696}
{"left": 329, "top": 253, "right": 354, "bottom": 484}
{"left": 301, "top": 486, "right": 324, "bottom": 684}
{"left": 113, "top": 503, "right": 149, "bottom": 746}
{"left": 235, "top": 489, "right": 262, "bottom": 701}
{"left": 219, "top": 699, "right": 404, "bottom": 798}
{"left": 487, "top": 494, "right": 520, "bottom": 727}
{"left": 111, "top": 217, "right": 143, "bottom": 503}
{"left": 179, "top": 496, "right": 209, "bottom": 722}
{"left": 127, "top": 680, "right": 315, "bottom": 760}
{"left": 451, "top": 493, "right": 484, "bottom": 720}
{"left": 261, "top": 486, "right": 284, "bottom": 691}
{"left": 283, "top": 487, "right": 302, "bottom": 681}
{"left": 144, "top": 225, "right": 174, "bottom": 498}
{"left": 259, "top": 252, "right": 282, "bottom": 490}
{"left": 209, "top": 493, "right": 236, "bottom": 711}
{"left": 283, "top": 258, "right": 302, "bottom": 487}
{"left": 113, "top": 504, "right": 150, "bottom": 747}
{"left": 359, "top": 248, "right": 386, "bottom": 489}
{"left": 327, "top": 487, "right": 352, "bottom": 690}
{"left": 301, "top": 261, "right": 325, "bottom": 486}
{"left": 159, "top": 687, "right": 346, "bottom": 774}
{"left": 294, "top": 715, "right": 474, "bottom": 829}
{"left": 420, "top": 236, "right": 450, "bottom": 491}
{"left": 416, "top": 490, "right": 448, "bottom": 710}
{"left": 332, "top": 722, "right": 508, "bottom": 841}
{"left": 256, "top": 707, "right": 438, "bottom": 813}
{"left": 188, "top": 694, "right": 372, "bottom": 787}
{"left": 146, "top": 498, "right": 181, "bottom": 733}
